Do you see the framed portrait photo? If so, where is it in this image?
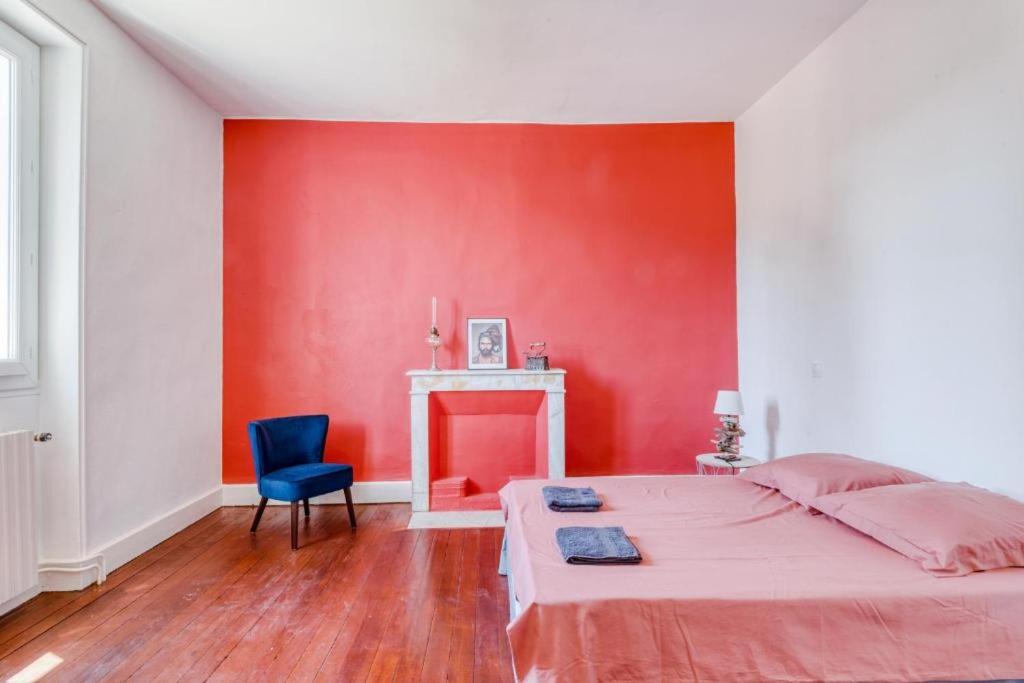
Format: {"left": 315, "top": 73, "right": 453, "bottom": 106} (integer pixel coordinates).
{"left": 467, "top": 318, "right": 508, "bottom": 370}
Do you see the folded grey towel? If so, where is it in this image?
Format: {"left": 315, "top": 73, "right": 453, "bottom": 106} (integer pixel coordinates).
{"left": 555, "top": 526, "right": 642, "bottom": 565}
{"left": 543, "top": 486, "right": 603, "bottom": 512}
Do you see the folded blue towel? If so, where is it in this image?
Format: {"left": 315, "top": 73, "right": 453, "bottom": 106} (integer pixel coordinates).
{"left": 543, "top": 486, "right": 603, "bottom": 512}
{"left": 555, "top": 526, "right": 642, "bottom": 565}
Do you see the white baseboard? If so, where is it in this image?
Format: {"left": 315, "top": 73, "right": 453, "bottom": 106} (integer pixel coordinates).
{"left": 39, "top": 486, "right": 223, "bottom": 592}
{"left": 95, "top": 486, "right": 223, "bottom": 575}
{"left": 0, "top": 584, "right": 40, "bottom": 616}
{"left": 221, "top": 480, "right": 411, "bottom": 506}
{"left": 38, "top": 556, "right": 105, "bottom": 591}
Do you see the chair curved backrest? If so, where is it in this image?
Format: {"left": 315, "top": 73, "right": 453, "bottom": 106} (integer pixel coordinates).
{"left": 247, "top": 414, "right": 329, "bottom": 480}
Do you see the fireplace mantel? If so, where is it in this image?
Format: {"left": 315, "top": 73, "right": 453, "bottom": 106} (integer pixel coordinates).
{"left": 407, "top": 368, "right": 566, "bottom": 514}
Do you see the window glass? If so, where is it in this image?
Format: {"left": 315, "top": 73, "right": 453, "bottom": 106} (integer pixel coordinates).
{"left": 0, "top": 52, "right": 11, "bottom": 360}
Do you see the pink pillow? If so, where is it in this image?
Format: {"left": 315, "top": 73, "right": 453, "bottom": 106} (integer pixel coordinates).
{"left": 811, "top": 482, "right": 1024, "bottom": 576}
{"left": 738, "top": 452, "right": 931, "bottom": 508}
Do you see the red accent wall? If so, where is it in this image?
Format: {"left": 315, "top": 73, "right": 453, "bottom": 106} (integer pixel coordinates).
{"left": 223, "top": 120, "right": 737, "bottom": 484}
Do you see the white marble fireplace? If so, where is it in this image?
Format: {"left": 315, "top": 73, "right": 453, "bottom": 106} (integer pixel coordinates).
{"left": 407, "top": 368, "right": 566, "bottom": 517}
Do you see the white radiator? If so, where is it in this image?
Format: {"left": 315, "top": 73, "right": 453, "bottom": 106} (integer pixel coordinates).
{"left": 0, "top": 430, "right": 37, "bottom": 606}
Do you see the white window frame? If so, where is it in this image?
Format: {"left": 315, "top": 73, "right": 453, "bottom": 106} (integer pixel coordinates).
{"left": 0, "top": 18, "right": 39, "bottom": 391}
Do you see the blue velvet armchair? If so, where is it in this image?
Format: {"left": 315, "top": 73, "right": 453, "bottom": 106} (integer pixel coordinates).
{"left": 247, "top": 414, "right": 356, "bottom": 549}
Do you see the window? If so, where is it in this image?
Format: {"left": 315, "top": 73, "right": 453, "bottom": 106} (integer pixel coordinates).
{"left": 0, "top": 19, "right": 38, "bottom": 391}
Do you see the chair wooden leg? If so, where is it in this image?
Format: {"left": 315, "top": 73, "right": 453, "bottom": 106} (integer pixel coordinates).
{"left": 250, "top": 496, "right": 268, "bottom": 533}
{"left": 303, "top": 498, "right": 310, "bottom": 517}
{"left": 344, "top": 487, "right": 357, "bottom": 528}
{"left": 290, "top": 501, "right": 299, "bottom": 550}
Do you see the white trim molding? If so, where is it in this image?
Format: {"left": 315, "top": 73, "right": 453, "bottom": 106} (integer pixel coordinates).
{"left": 0, "top": 583, "right": 39, "bottom": 615}
{"left": 37, "top": 555, "right": 103, "bottom": 591}
{"left": 221, "top": 480, "right": 411, "bottom": 507}
{"left": 38, "top": 485, "right": 222, "bottom": 592}
{"left": 93, "top": 486, "right": 222, "bottom": 574}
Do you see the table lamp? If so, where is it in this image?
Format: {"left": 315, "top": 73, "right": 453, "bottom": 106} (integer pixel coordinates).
{"left": 712, "top": 390, "right": 745, "bottom": 460}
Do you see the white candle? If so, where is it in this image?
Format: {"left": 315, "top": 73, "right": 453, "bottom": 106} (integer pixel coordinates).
{"left": 431, "top": 297, "right": 437, "bottom": 329}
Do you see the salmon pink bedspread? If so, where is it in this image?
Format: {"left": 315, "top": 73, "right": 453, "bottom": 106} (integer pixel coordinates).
{"left": 499, "top": 476, "right": 1024, "bottom": 682}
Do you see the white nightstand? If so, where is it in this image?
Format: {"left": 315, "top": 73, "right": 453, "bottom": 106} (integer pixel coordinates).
{"left": 696, "top": 453, "right": 762, "bottom": 476}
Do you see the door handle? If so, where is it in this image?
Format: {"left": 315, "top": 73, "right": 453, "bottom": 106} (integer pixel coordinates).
{"left": 34, "top": 432, "right": 53, "bottom": 442}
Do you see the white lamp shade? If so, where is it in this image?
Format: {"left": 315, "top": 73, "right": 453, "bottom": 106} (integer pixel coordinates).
{"left": 714, "top": 390, "right": 744, "bottom": 416}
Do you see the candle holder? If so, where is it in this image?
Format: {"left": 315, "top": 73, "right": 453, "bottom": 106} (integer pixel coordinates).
{"left": 425, "top": 326, "right": 442, "bottom": 371}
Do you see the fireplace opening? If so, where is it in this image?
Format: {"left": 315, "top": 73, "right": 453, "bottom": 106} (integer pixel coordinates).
{"left": 428, "top": 391, "right": 548, "bottom": 511}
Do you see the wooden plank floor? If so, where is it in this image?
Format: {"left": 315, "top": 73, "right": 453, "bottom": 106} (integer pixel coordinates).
{"left": 0, "top": 504, "right": 514, "bottom": 682}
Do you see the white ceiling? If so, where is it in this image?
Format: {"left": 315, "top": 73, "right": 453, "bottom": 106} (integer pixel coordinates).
{"left": 91, "top": 0, "right": 866, "bottom": 123}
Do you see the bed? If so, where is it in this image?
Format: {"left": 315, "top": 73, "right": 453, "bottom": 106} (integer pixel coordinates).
{"left": 499, "top": 475, "right": 1024, "bottom": 682}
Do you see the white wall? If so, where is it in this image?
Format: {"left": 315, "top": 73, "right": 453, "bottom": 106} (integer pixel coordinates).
{"left": 27, "top": 0, "right": 222, "bottom": 560}
{"left": 0, "top": 0, "right": 87, "bottom": 601}
{"left": 736, "top": 0, "right": 1024, "bottom": 498}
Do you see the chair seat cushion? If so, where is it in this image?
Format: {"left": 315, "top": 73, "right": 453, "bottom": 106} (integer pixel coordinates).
{"left": 258, "top": 462, "right": 354, "bottom": 502}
